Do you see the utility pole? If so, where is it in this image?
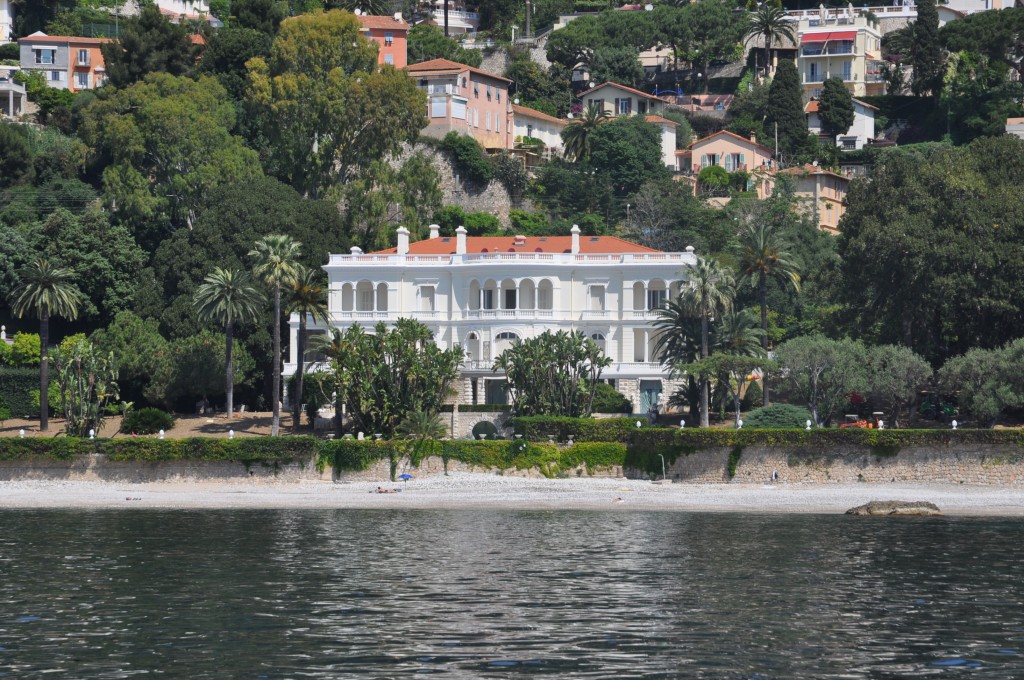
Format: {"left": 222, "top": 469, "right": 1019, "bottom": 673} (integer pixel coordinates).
{"left": 444, "top": 0, "right": 449, "bottom": 37}
{"left": 525, "top": 0, "right": 531, "bottom": 39}
{"left": 774, "top": 121, "right": 779, "bottom": 166}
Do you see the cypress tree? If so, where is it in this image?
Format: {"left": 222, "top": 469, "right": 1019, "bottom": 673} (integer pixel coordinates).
{"left": 910, "top": 0, "right": 943, "bottom": 96}
{"left": 818, "top": 77, "right": 855, "bottom": 145}
{"left": 764, "top": 59, "right": 808, "bottom": 159}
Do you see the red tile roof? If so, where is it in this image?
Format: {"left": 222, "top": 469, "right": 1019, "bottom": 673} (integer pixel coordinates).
{"left": 357, "top": 15, "right": 410, "bottom": 30}
{"left": 512, "top": 104, "right": 566, "bottom": 125}
{"left": 689, "top": 129, "right": 774, "bottom": 156}
{"left": 806, "top": 98, "right": 878, "bottom": 113}
{"left": 372, "top": 235, "right": 661, "bottom": 255}
{"left": 645, "top": 114, "right": 677, "bottom": 127}
{"left": 578, "top": 81, "right": 669, "bottom": 102}
{"left": 407, "top": 58, "right": 510, "bottom": 83}
{"left": 18, "top": 34, "right": 112, "bottom": 44}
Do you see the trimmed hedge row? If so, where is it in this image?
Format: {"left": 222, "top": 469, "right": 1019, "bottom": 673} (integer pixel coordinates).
{"left": 512, "top": 416, "right": 668, "bottom": 442}
{"left": 318, "top": 438, "right": 627, "bottom": 479}
{"left": 0, "top": 437, "right": 318, "bottom": 463}
{"left": 0, "top": 367, "right": 39, "bottom": 419}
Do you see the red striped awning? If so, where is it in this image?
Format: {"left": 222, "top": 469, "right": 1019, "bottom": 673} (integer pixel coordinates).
{"left": 801, "top": 30, "right": 857, "bottom": 43}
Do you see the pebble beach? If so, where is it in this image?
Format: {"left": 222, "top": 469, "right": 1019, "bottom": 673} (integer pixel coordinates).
{"left": 1, "top": 474, "right": 1023, "bottom": 515}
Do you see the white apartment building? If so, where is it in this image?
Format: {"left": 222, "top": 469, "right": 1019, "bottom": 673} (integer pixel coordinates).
{"left": 1, "top": 0, "right": 13, "bottom": 44}
{"left": 285, "top": 226, "right": 697, "bottom": 413}
{"left": 806, "top": 97, "right": 877, "bottom": 149}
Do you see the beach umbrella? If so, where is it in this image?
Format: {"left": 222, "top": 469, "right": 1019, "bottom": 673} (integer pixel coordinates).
{"left": 398, "top": 473, "right": 413, "bottom": 484}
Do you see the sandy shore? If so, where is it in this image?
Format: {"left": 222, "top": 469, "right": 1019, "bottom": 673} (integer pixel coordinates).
{"left": 0, "top": 474, "right": 1022, "bottom": 515}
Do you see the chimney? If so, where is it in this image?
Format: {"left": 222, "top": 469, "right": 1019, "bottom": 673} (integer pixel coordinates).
{"left": 428, "top": 223, "right": 440, "bottom": 239}
{"left": 513, "top": 234, "right": 526, "bottom": 247}
{"left": 350, "top": 246, "right": 363, "bottom": 255}
{"left": 570, "top": 224, "right": 580, "bottom": 254}
{"left": 750, "top": 131, "right": 757, "bottom": 145}
{"left": 456, "top": 225, "right": 467, "bottom": 254}
{"left": 396, "top": 226, "right": 410, "bottom": 255}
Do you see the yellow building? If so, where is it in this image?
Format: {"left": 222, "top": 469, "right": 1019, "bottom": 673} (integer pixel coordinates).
{"left": 796, "top": 14, "right": 884, "bottom": 98}
{"left": 781, "top": 164, "right": 850, "bottom": 233}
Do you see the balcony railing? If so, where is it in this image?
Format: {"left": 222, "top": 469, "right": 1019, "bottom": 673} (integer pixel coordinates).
{"left": 330, "top": 311, "right": 391, "bottom": 321}
{"left": 465, "top": 309, "right": 556, "bottom": 319}
{"left": 801, "top": 45, "right": 854, "bottom": 56}
{"left": 325, "top": 251, "right": 698, "bottom": 267}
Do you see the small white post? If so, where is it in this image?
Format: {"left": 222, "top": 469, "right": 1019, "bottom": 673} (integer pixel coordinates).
{"left": 877, "top": 420, "right": 884, "bottom": 430}
{"left": 357, "top": 432, "right": 364, "bottom": 440}
{"left": 805, "top": 419, "right": 812, "bottom": 430}
{"left": 680, "top": 419, "right": 685, "bottom": 428}
{"left": 951, "top": 419, "right": 958, "bottom": 430}
{"left": 19, "top": 428, "right": 25, "bottom": 438}
{"left": 636, "top": 420, "right": 642, "bottom": 428}
{"left": 159, "top": 429, "right": 165, "bottom": 439}
{"left": 737, "top": 419, "right": 743, "bottom": 429}
{"left": 229, "top": 429, "right": 235, "bottom": 439}
{"left": 89, "top": 429, "right": 95, "bottom": 440}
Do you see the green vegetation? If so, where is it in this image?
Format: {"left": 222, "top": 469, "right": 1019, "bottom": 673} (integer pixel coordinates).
{"left": 121, "top": 408, "right": 176, "bottom": 435}
{"left": 743, "top": 404, "right": 813, "bottom": 429}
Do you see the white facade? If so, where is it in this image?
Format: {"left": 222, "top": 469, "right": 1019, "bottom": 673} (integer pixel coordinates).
{"left": 806, "top": 98, "right": 877, "bottom": 150}
{"left": 1, "top": 0, "right": 13, "bottom": 44}
{"left": 156, "top": 0, "right": 211, "bottom": 14}
{"left": 285, "top": 226, "right": 697, "bottom": 413}
{"left": 1008, "top": 117, "right": 1024, "bottom": 140}
{"left": 512, "top": 104, "right": 566, "bottom": 154}
{"left": 647, "top": 116, "right": 677, "bottom": 169}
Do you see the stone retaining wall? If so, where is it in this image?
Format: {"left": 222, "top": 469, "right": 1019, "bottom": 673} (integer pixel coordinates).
{"left": 645, "top": 445, "right": 1024, "bottom": 486}
{"left": 334, "top": 456, "right": 625, "bottom": 482}
{"left": 0, "top": 455, "right": 329, "bottom": 483}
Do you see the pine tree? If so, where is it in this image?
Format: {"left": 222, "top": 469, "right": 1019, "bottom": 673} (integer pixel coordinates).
{"left": 910, "top": 0, "right": 944, "bottom": 96}
{"left": 764, "top": 59, "right": 808, "bottom": 160}
{"left": 818, "top": 77, "right": 855, "bottom": 145}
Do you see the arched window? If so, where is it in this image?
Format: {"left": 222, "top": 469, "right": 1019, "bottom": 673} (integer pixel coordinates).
{"left": 356, "top": 281, "right": 374, "bottom": 311}
{"left": 469, "top": 280, "right": 481, "bottom": 311}
{"left": 590, "top": 332, "right": 606, "bottom": 353}
{"left": 647, "top": 279, "right": 667, "bottom": 310}
{"left": 376, "top": 282, "right": 389, "bottom": 312}
{"left": 632, "top": 281, "right": 646, "bottom": 311}
{"left": 341, "top": 283, "right": 354, "bottom": 312}
{"left": 520, "top": 279, "right": 536, "bottom": 310}
{"left": 495, "top": 331, "right": 518, "bottom": 356}
{"left": 500, "top": 278, "right": 517, "bottom": 310}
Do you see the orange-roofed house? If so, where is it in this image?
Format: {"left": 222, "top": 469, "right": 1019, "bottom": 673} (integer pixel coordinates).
{"left": 357, "top": 13, "right": 409, "bottom": 68}
{"left": 781, "top": 164, "right": 850, "bottom": 233}
{"left": 578, "top": 82, "right": 669, "bottom": 117}
{"left": 284, "top": 225, "right": 700, "bottom": 414}
{"left": 408, "top": 58, "right": 513, "bottom": 150}
{"left": 18, "top": 32, "right": 111, "bottom": 91}
{"left": 675, "top": 130, "right": 776, "bottom": 198}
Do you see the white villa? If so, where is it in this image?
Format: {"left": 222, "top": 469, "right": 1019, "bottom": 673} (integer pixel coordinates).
{"left": 285, "top": 226, "right": 696, "bottom": 413}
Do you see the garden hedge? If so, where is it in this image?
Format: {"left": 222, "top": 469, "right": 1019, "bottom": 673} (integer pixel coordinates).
{"left": 511, "top": 416, "right": 667, "bottom": 442}
{"left": 0, "top": 437, "right": 318, "bottom": 463}
{"left": 0, "top": 367, "right": 39, "bottom": 419}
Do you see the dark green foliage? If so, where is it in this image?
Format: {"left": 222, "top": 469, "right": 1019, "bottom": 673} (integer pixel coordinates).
{"left": 0, "top": 44, "right": 18, "bottom": 61}
{"left": 512, "top": 416, "right": 662, "bottom": 442}
{"left": 431, "top": 205, "right": 501, "bottom": 236}
{"left": 232, "top": 0, "right": 287, "bottom": 34}
{"left": 743, "top": 403, "right": 813, "bottom": 428}
{"left": 504, "top": 52, "right": 572, "bottom": 117}
{"left": 727, "top": 445, "right": 743, "bottom": 478}
{"left": 590, "top": 46, "right": 644, "bottom": 88}
{"left": 910, "top": 0, "right": 943, "bottom": 97}
{"left": 200, "top": 28, "right": 273, "bottom": 101}
{"left": 818, "top": 77, "right": 855, "bottom": 142}
{"left": 764, "top": 60, "right": 807, "bottom": 158}
{"left": 0, "top": 367, "right": 39, "bottom": 419}
{"left": 491, "top": 152, "right": 528, "bottom": 205}
{"left": 439, "top": 133, "right": 493, "bottom": 186}
{"left": 101, "top": 4, "right": 197, "bottom": 89}
{"left": 471, "top": 421, "right": 500, "bottom": 440}
{"left": 0, "top": 436, "right": 317, "bottom": 465}
{"left": 940, "top": 7, "right": 1024, "bottom": 81}
{"left": 698, "top": 165, "right": 730, "bottom": 195}
{"left": 591, "top": 383, "right": 632, "bottom": 413}
{"left": 407, "top": 24, "right": 482, "bottom": 67}
{"left": 589, "top": 116, "right": 670, "bottom": 196}
{"left": 836, "top": 136, "right": 1024, "bottom": 364}
{"left": 121, "top": 407, "right": 176, "bottom": 435}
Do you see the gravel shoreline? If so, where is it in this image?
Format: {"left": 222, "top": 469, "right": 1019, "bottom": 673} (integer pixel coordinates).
{"left": 1, "top": 475, "right": 1023, "bottom": 515}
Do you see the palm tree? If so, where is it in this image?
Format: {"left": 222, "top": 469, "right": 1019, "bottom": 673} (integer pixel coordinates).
{"left": 193, "top": 267, "right": 264, "bottom": 419}
{"left": 736, "top": 221, "right": 800, "bottom": 404}
{"left": 681, "top": 256, "right": 735, "bottom": 427}
{"left": 250, "top": 235, "right": 303, "bottom": 436}
{"left": 654, "top": 298, "right": 704, "bottom": 418}
{"left": 714, "top": 308, "right": 768, "bottom": 357}
{"left": 286, "top": 265, "right": 329, "bottom": 431}
{"left": 396, "top": 411, "right": 448, "bottom": 441}
{"left": 562, "top": 103, "right": 608, "bottom": 163}
{"left": 744, "top": 3, "right": 796, "bottom": 80}
{"left": 8, "top": 259, "right": 83, "bottom": 432}
{"left": 332, "top": 0, "right": 391, "bottom": 15}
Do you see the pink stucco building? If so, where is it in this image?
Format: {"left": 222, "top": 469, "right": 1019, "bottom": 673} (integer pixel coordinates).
{"left": 407, "top": 58, "right": 513, "bottom": 150}
{"left": 357, "top": 14, "right": 409, "bottom": 68}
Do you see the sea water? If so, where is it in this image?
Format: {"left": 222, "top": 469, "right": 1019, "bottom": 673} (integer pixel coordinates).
{"left": 0, "top": 509, "right": 1022, "bottom": 677}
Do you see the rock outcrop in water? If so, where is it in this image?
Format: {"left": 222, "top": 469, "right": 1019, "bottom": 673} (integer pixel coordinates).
{"left": 846, "top": 500, "right": 942, "bottom": 516}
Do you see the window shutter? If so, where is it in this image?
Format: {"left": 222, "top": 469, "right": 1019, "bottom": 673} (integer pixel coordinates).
{"left": 725, "top": 155, "right": 733, "bottom": 172}
{"left": 701, "top": 154, "right": 708, "bottom": 167}
{"left": 740, "top": 153, "right": 746, "bottom": 169}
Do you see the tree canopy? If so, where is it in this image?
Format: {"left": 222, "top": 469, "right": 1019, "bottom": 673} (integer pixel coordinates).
{"left": 100, "top": 4, "right": 198, "bottom": 89}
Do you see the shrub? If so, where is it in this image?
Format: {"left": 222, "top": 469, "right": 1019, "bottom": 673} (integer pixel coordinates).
{"left": 439, "top": 132, "right": 493, "bottom": 186}
{"left": 512, "top": 416, "right": 663, "bottom": 442}
{"left": 591, "top": 382, "right": 632, "bottom": 413}
{"left": 121, "top": 408, "right": 176, "bottom": 435}
{"left": 0, "top": 400, "right": 9, "bottom": 426}
{"left": 0, "top": 367, "right": 39, "bottom": 419}
{"left": 744, "top": 404, "right": 813, "bottom": 429}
